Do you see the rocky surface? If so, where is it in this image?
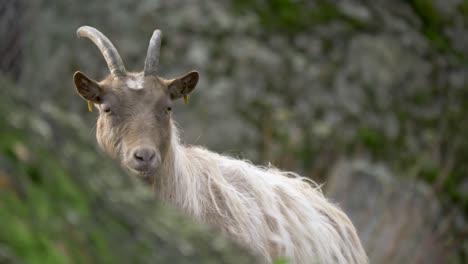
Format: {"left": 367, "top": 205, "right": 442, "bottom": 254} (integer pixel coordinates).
{"left": 327, "top": 160, "right": 465, "bottom": 263}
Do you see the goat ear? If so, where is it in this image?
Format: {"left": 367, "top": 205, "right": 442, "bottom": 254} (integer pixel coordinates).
{"left": 73, "top": 71, "right": 102, "bottom": 103}
{"left": 167, "top": 71, "right": 199, "bottom": 100}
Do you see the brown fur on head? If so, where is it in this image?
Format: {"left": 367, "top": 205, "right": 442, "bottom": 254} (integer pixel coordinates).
{"left": 73, "top": 26, "right": 198, "bottom": 180}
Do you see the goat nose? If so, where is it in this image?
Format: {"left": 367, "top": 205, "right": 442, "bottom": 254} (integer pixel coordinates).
{"left": 133, "top": 148, "right": 156, "bottom": 163}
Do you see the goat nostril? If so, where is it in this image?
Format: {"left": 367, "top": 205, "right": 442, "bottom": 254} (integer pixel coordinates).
{"left": 134, "top": 152, "right": 144, "bottom": 161}
{"left": 133, "top": 149, "right": 156, "bottom": 163}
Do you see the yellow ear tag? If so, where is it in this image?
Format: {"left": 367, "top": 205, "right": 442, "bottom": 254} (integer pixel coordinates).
{"left": 183, "top": 95, "right": 189, "bottom": 105}
{"left": 87, "top": 100, "right": 93, "bottom": 112}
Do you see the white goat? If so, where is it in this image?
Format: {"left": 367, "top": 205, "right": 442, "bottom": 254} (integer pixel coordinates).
{"left": 73, "top": 26, "right": 368, "bottom": 264}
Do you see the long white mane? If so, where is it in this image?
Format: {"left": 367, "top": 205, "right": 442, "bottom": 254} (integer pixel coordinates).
{"left": 153, "top": 122, "right": 368, "bottom": 264}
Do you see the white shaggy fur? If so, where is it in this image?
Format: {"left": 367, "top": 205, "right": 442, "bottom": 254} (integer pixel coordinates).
{"left": 126, "top": 76, "right": 144, "bottom": 90}
{"left": 152, "top": 122, "right": 368, "bottom": 264}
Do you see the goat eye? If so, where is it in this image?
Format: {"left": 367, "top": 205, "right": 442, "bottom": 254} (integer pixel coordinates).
{"left": 166, "top": 106, "right": 172, "bottom": 112}
{"left": 102, "top": 105, "right": 112, "bottom": 114}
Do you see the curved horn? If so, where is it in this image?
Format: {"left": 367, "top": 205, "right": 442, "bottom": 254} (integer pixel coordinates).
{"left": 77, "top": 26, "right": 126, "bottom": 77}
{"left": 144, "top": 29, "right": 162, "bottom": 76}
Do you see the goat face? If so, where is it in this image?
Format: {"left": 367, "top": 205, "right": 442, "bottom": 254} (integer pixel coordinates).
{"left": 72, "top": 26, "right": 198, "bottom": 181}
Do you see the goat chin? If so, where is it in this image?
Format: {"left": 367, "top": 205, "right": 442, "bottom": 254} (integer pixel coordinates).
{"left": 149, "top": 122, "right": 368, "bottom": 264}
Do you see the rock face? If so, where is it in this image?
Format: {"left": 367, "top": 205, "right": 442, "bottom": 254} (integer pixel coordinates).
{"left": 326, "top": 160, "right": 465, "bottom": 264}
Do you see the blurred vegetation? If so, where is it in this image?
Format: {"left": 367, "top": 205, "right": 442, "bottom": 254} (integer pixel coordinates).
{"left": 234, "top": 0, "right": 372, "bottom": 33}
{"left": 0, "top": 78, "right": 256, "bottom": 263}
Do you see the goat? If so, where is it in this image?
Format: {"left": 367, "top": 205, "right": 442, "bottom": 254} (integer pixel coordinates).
{"left": 73, "top": 26, "right": 368, "bottom": 264}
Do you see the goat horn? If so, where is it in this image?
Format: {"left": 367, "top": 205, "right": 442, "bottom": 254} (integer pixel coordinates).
{"left": 77, "top": 26, "right": 126, "bottom": 77}
{"left": 144, "top": 29, "right": 162, "bottom": 76}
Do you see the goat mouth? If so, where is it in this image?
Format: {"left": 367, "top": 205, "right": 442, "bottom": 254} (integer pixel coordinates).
{"left": 127, "top": 167, "right": 154, "bottom": 179}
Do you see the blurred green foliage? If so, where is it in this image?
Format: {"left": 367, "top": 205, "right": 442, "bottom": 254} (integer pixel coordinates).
{"left": 233, "top": 0, "right": 370, "bottom": 33}
{"left": 0, "top": 87, "right": 108, "bottom": 263}
{"left": 0, "top": 78, "right": 255, "bottom": 264}
{"left": 408, "top": 0, "right": 463, "bottom": 59}
{"left": 273, "top": 257, "right": 289, "bottom": 264}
